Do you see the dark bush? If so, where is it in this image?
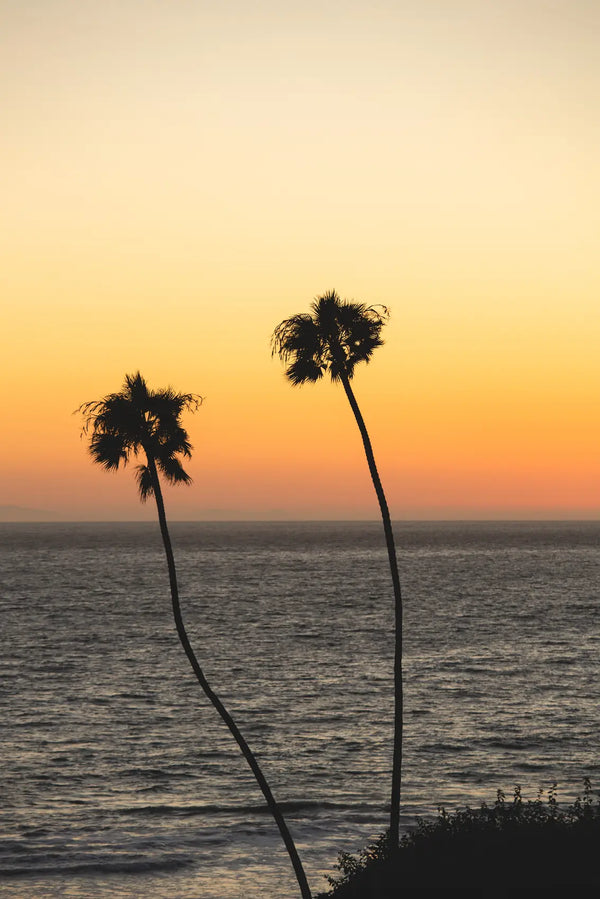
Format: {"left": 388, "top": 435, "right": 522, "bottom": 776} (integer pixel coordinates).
{"left": 319, "top": 781, "right": 600, "bottom": 898}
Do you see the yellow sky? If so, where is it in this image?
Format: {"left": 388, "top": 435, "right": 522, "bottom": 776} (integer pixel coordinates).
{"left": 1, "top": 0, "right": 598, "bottom": 520}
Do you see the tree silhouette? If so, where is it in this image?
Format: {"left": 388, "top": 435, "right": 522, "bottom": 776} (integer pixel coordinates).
{"left": 272, "top": 291, "right": 404, "bottom": 848}
{"left": 78, "top": 372, "right": 312, "bottom": 899}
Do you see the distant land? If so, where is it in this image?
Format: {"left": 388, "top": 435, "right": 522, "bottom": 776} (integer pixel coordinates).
{"left": 0, "top": 505, "right": 58, "bottom": 521}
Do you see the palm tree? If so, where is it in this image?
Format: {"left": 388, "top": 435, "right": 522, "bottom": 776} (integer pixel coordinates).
{"left": 78, "top": 372, "right": 312, "bottom": 899}
{"left": 272, "top": 291, "right": 404, "bottom": 848}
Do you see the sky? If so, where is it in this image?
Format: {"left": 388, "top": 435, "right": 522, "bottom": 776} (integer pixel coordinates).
{"left": 1, "top": 0, "right": 598, "bottom": 520}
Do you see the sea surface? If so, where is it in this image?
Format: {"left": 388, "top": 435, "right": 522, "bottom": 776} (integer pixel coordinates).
{"left": 1, "top": 520, "right": 599, "bottom": 898}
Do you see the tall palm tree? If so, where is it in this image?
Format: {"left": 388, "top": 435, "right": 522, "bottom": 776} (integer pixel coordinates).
{"left": 78, "top": 372, "right": 312, "bottom": 899}
{"left": 272, "top": 291, "right": 404, "bottom": 848}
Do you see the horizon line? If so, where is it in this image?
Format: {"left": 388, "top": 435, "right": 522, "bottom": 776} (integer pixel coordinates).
{"left": 0, "top": 517, "right": 598, "bottom": 524}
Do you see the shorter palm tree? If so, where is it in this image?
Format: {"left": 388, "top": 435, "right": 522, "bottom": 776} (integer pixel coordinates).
{"left": 78, "top": 372, "right": 311, "bottom": 899}
{"left": 272, "top": 291, "right": 404, "bottom": 848}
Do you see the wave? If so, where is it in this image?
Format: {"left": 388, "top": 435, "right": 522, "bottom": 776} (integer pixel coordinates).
{"left": 115, "top": 798, "right": 380, "bottom": 818}
{"left": 477, "top": 734, "right": 572, "bottom": 750}
{"left": 483, "top": 738, "right": 540, "bottom": 750}
{"left": 421, "top": 742, "right": 472, "bottom": 754}
{"left": 0, "top": 854, "right": 195, "bottom": 878}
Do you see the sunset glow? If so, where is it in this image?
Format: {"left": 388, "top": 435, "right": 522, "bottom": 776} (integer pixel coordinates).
{"left": 2, "top": 0, "right": 598, "bottom": 520}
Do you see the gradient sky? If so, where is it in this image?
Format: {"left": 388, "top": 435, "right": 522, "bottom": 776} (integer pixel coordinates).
{"left": 1, "top": 0, "right": 598, "bottom": 520}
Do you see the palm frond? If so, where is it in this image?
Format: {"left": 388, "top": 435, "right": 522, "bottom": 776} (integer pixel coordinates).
{"left": 135, "top": 464, "right": 155, "bottom": 502}
{"left": 158, "top": 427, "right": 194, "bottom": 459}
{"left": 149, "top": 389, "right": 202, "bottom": 420}
{"left": 286, "top": 355, "right": 325, "bottom": 385}
{"left": 272, "top": 314, "right": 318, "bottom": 358}
{"left": 125, "top": 371, "right": 150, "bottom": 406}
{"left": 88, "top": 432, "right": 130, "bottom": 470}
{"left": 158, "top": 455, "right": 193, "bottom": 486}
{"left": 272, "top": 314, "right": 327, "bottom": 384}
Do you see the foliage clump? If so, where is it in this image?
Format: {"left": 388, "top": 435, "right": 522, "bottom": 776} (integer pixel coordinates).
{"left": 319, "top": 781, "right": 600, "bottom": 897}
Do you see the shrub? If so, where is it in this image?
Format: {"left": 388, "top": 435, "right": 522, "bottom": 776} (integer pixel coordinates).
{"left": 319, "top": 781, "right": 600, "bottom": 897}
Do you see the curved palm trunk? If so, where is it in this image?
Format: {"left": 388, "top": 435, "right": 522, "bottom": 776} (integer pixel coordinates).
{"left": 146, "top": 457, "right": 312, "bottom": 899}
{"left": 339, "top": 374, "right": 403, "bottom": 849}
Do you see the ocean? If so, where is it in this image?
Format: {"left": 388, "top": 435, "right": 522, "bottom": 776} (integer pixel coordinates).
{"left": 1, "top": 520, "right": 599, "bottom": 898}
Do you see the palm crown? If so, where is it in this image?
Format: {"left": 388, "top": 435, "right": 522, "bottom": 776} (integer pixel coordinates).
{"left": 78, "top": 372, "right": 201, "bottom": 500}
{"left": 271, "top": 289, "right": 389, "bottom": 385}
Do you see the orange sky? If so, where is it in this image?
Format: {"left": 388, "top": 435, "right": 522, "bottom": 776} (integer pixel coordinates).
{"left": 1, "top": 0, "right": 598, "bottom": 520}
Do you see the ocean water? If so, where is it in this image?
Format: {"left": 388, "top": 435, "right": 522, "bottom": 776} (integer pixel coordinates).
{"left": 1, "top": 520, "right": 599, "bottom": 898}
